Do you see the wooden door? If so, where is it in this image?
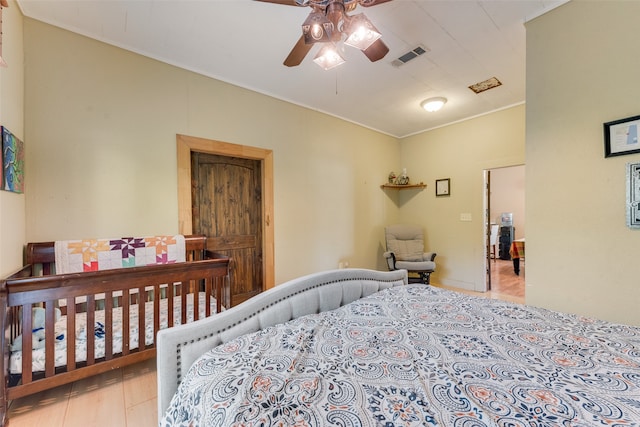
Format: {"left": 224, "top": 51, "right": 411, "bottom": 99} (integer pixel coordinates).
{"left": 191, "top": 152, "right": 263, "bottom": 307}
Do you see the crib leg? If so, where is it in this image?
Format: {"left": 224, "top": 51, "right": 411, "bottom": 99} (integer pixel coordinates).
{"left": 0, "top": 289, "right": 7, "bottom": 427}
{"left": 0, "top": 373, "right": 6, "bottom": 427}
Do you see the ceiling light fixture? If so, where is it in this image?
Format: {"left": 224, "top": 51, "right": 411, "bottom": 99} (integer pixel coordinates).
{"left": 313, "top": 44, "right": 346, "bottom": 70}
{"left": 302, "top": 10, "right": 334, "bottom": 44}
{"left": 420, "top": 97, "right": 447, "bottom": 112}
{"left": 344, "top": 13, "right": 381, "bottom": 51}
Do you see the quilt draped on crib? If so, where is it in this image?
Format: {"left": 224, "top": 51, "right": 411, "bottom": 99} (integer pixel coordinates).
{"left": 54, "top": 235, "right": 186, "bottom": 274}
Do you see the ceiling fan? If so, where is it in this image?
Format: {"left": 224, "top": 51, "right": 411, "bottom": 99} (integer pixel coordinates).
{"left": 255, "top": 0, "right": 392, "bottom": 70}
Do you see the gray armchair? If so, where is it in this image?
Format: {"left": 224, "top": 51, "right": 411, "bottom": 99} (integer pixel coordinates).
{"left": 383, "top": 224, "right": 437, "bottom": 284}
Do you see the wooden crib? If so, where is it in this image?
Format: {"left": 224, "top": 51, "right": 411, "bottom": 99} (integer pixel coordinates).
{"left": 0, "top": 235, "right": 231, "bottom": 426}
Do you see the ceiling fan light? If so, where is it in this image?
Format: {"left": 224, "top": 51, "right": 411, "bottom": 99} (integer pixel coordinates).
{"left": 302, "top": 11, "right": 333, "bottom": 44}
{"left": 313, "top": 44, "right": 346, "bottom": 70}
{"left": 345, "top": 14, "right": 381, "bottom": 51}
{"left": 420, "top": 97, "right": 447, "bottom": 112}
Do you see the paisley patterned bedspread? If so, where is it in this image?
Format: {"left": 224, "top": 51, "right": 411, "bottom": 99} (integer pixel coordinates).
{"left": 162, "top": 285, "right": 640, "bottom": 426}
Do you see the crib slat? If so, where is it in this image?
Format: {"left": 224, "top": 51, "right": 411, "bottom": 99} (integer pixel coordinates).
{"left": 44, "top": 303, "right": 56, "bottom": 377}
{"left": 105, "top": 291, "right": 113, "bottom": 360}
{"left": 153, "top": 285, "right": 160, "bottom": 338}
{"left": 21, "top": 304, "right": 33, "bottom": 385}
{"left": 10, "top": 307, "right": 19, "bottom": 345}
{"left": 181, "top": 282, "right": 188, "bottom": 325}
{"left": 193, "top": 280, "right": 199, "bottom": 322}
{"left": 168, "top": 283, "right": 174, "bottom": 328}
{"left": 138, "top": 286, "right": 145, "bottom": 351}
{"left": 123, "top": 290, "right": 130, "bottom": 356}
{"left": 66, "top": 297, "right": 76, "bottom": 371}
{"left": 217, "top": 276, "right": 223, "bottom": 313}
{"left": 205, "top": 278, "right": 212, "bottom": 318}
{"left": 86, "top": 295, "right": 95, "bottom": 366}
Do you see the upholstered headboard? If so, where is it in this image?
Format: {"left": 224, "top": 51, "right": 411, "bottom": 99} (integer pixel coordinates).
{"left": 156, "top": 268, "right": 408, "bottom": 419}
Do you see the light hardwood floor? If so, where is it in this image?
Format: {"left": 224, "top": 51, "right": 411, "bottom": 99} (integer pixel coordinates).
{"left": 487, "top": 258, "right": 525, "bottom": 302}
{"left": 8, "top": 358, "right": 158, "bottom": 427}
{"left": 7, "top": 262, "right": 524, "bottom": 426}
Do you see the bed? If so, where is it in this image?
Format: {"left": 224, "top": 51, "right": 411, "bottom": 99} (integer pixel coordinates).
{"left": 0, "top": 234, "right": 231, "bottom": 426}
{"left": 158, "top": 268, "right": 640, "bottom": 426}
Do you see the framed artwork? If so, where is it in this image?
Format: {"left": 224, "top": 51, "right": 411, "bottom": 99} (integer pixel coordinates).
{"left": 604, "top": 115, "right": 640, "bottom": 158}
{"left": 436, "top": 178, "right": 450, "bottom": 197}
{"left": 2, "top": 126, "right": 25, "bottom": 193}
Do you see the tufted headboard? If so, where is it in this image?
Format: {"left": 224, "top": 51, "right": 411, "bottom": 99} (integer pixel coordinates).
{"left": 156, "top": 268, "right": 408, "bottom": 419}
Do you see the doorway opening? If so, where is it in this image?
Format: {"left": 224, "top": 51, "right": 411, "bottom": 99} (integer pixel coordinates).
{"left": 176, "top": 134, "right": 275, "bottom": 302}
{"left": 483, "top": 165, "right": 525, "bottom": 300}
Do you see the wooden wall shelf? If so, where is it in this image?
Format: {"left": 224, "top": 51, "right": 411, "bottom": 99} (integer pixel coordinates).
{"left": 380, "top": 183, "right": 427, "bottom": 190}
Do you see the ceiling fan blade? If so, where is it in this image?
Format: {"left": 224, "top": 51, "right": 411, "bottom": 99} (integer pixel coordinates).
{"left": 362, "top": 39, "right": 389, "bottom": 62}
{"left": 358, "top": 0, "right": 393, "bottom": 6}
{"left": 284, "top": 35, "right": 313, "bottom": 67}
{"left": 254, "top": 0, "right": 306, "bottom": 6}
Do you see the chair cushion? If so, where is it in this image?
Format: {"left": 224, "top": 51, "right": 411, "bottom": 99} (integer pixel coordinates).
{"left": 395, "top": 260, "right": 435, "bottom": 271}
{"left": 385, "top": 224, "right": 425, "bottom": 261}
{"left": 387, "top": 239, "right": 424, "bottom": 261}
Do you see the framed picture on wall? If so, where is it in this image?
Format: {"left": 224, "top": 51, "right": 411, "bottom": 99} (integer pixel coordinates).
{"left": 1, "top": 126, "right": 25, "bottom": 193}
{"left": 435, "top": 178, "right": 450, "bottom": 197}
{"left": 604, "top": 115, "right": 640, "bottom": 158}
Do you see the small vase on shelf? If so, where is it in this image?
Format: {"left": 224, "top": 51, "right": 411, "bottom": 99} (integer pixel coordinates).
{"left": 395, "top": 168, "right": 409, "bottom": 185}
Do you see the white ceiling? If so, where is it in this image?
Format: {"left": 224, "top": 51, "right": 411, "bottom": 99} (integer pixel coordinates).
{"left": 16, "top": 0, "right": 566, "bottom": 138}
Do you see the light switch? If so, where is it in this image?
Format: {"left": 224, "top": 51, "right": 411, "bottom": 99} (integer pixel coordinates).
{"left": 460, "top": 213, "right": 472, "bottom": 222}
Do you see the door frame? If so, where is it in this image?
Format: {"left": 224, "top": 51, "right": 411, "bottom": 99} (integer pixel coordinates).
{"left": 484, "top": 169, "right": 492, "bottom": 291}
{"left": 176, "top": 134, "right": 275, "bottom": 291}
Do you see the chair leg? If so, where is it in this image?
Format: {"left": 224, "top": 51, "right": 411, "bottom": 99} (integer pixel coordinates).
{"left": 420, "top": 272, "right": 431, "bottom": 285}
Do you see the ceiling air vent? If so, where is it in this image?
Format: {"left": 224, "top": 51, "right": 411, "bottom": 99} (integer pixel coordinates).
{"left": 469, "top": 77, "right": 502, "bottom": 94}
{"left": 391, "top": 45, "right": 428, "bottom": 67}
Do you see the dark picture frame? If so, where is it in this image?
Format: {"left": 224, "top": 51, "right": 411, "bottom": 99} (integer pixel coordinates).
{"left": 604, "top": 115, "right": 640, "bottom": 158}
{"left": 435, "top": 178, "right": 450, "bottom": 197}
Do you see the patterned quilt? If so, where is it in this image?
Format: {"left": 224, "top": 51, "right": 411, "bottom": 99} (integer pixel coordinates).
{"left": 54, "top": 235, "right": 185, "bottom": 274}
{"left": 162, "top": 285, "right": 640, "bottom": 426}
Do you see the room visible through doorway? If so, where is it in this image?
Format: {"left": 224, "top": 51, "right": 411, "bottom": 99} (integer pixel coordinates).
{"left": 484, "top": 165, "right": 525, "bottom": 299}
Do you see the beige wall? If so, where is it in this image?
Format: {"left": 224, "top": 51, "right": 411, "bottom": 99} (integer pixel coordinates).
{"left": 23, "top": 19, "right": 400, "bottom": 284}
{"left": 0, "top": 1, "right": 25, "bottom": 277}
{"left": 526, "top": 0, "right": 640, "bottom": 326}
{"left": 398, "top": 105, "right": 525, "bottom": 291}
